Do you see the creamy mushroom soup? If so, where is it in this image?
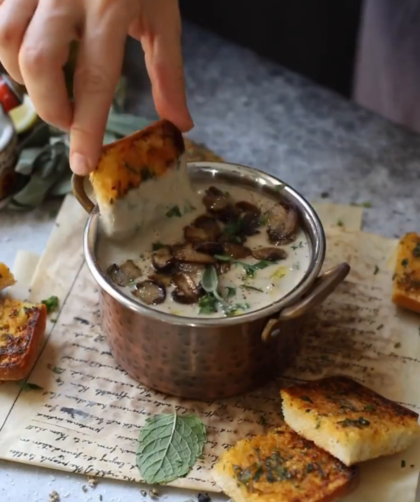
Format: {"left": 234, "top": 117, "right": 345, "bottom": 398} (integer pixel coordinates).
{"left": 97, "top": 184, "right": 311, "bottom": 318}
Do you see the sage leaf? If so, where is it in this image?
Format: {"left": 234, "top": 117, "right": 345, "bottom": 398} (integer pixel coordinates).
{"left": 136, "top": 413, "right": 206, "bottom": 485}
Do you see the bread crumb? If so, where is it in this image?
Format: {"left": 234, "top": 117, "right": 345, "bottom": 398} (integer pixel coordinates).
{"left": 49, "top": 491, "right": 60, "bottom": 502}
{"left": 88, "top": 476, "right": 98, "bottom": 488}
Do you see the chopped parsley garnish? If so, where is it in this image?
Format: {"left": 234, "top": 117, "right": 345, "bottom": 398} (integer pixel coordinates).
{"left": 198, "top": 294, "right": 218, "bottom": 314}
{"left": 140, "top": 167, "right": 154, "bottom": 180}
{"left": 401, "top": 460, "right": 406, "bottom": 468}
{"left": 41, "top": 295, "right": 59, "bottom": 314}
{"left": 166, "top": 205, "right": 182, "bottom": 218}
{"left": 300, "top": 395, "right": 313, "bottom": 403}
{"left": 225, "top": 286, "right": 236, "bottom": 298}
{"left": 242, "top": 285, "right": 264, "bottom": 293}
{"left": 362, "top": 201, "right": 372, "bottom": 208}
{"left": 291, "top": 241, "right": 304, "bottom": 250}
{"left": 364, "top": 405, "right": 375, "bottom": 412}
{"left": 124, "top": 162, "right": 139, "bottom": 175}
{"left": 373, "top": 265, "right": 379, "bottom": 275}
{"left": 337, "top": 219, "right": 344, "bottom": 227}
{"left": 259, "top": 213, "right": 269, "bottom": 226}
{"left": 337, "top": 417, "right": 370, "bottom": 428}
{"left": 152, "top": 242, "right": 166, "bottom": 251}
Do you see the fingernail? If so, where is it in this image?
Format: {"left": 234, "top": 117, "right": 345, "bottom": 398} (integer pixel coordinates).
{"left": 70, "top": 152, "right": 90, "bottom": 175}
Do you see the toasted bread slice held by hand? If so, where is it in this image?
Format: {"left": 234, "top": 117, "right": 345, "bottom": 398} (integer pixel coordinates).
{"left": 90, "top": 119, "right": 201, "bottom": 240}
{"left": 392, "top": 232, "right": 420, "bottom": 313}
{"left": 213, "top": 426, "right": 359, "bottom": 502}
{"left": 281, "top": 376, "right": 420, "bottom": 466}
{"left": 0, "top": 298, "right": 47, "bottom": 380}
{"left": 0, "top": 263, "right": 16, "bottom": 291}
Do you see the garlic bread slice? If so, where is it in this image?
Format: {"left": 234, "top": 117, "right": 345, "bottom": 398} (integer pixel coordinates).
{"left": 213, "top": 425, "right": 359, "bottom": 502}
{"left": 281, "top": 376, "right": 420, "bottom": 466}
{"left": 90, "top": 119, "right": 200, "bottom": 239}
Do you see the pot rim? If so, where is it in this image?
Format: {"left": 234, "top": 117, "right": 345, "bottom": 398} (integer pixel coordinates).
{"left": 83, "top": 160, "right": 326, "bottom": 327}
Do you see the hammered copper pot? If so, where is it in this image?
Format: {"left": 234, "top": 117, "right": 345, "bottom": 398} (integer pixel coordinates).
{"left": 72, "top": 161, "right": 350, "bottom": 400}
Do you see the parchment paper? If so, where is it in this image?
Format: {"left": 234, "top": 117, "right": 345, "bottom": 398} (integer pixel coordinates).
{"left": 4, "top": 197, "right": 419, "bottom": 500}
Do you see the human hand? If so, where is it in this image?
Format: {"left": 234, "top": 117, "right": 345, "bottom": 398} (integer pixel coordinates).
{"left": 0, "top": 0, "right": 193, "bottom": 175}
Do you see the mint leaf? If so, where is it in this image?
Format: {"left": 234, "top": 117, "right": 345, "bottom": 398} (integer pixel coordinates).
{"left": 136, "top": 413, "right": 206, "bottom": 484}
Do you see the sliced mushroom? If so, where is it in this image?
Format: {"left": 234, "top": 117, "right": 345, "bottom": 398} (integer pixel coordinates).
{"left": 267, "top": 203, "right": 298, "bottom": 244}
{"left": 107, "top": 260, "right": 141, "bottom": 287}
{"left": 215, "top": 261, "right": 232, "bottom": 275}
{"left": 202, "top": 186, "right": 230, "bottom": 213}
{"left": 194, "top": 242, "right": 224, "bottom": 255}
{"left": 183, "top": 225, "right": 210, "bottom": 243}
{"left": 148, "top": 273, "right": 173, "bottom": 288}
{"left": 151, "top": 246, "right": 175, "bottom": 273}
{"left": 223, "top": 242, "right": 252, "bottom": 259}
{"left": 132, "top": 280, "right": 166, "bottom": 305}
{"left": 215, "top": 204, "right": 238, "bottom": 224}
{"left": 240, "top": 211, "right": 261, "bottom": 236}
{"left": 171, "top": 272, "right": 203, "bottom": 304}
{"left": 235, "top": 201, "right": 261, "bottom": 217}
{"left": 192, "top": 215, "right": 222, "bottom": 240}
{"left": 172, "top": 243, "right": 216, "bottom": 264}
{"left": 178, "top": 263, "right": 206, "bottom": 284}
{"left": 252, "top": 247, "right": 288, "bottom": 261}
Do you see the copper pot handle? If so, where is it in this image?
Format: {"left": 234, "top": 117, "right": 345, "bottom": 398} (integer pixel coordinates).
{"left": 261, "top": 262, "right": 350, "bottom": 342}
{"left": 72, "top": 174, "right": 95, "bottom": 213}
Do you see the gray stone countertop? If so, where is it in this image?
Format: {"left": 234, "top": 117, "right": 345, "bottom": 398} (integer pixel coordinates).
{"left": 1, "top": 20, "right": 420, "bottom": 502}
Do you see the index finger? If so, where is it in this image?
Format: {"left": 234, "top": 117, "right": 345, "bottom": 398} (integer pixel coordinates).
{"left": 69, "top": 5, "right": 127, "bottom": 175}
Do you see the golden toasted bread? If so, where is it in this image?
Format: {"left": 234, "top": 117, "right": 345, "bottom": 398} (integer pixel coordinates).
{"left": 213, "top": 426, "right": 359, "bottom": 502}
{"left": 392, "top": 232, "right": 420, "bottom": 313}
{"left": 281, "top": 376, "right": 420, "bottom": 466}
{"left": 89, "top": 119, "right": 200, "bottom": 239}
{"left": 0, "top": 263, "right": 16, "bottom": 291}
{"left": 0, "top": 298, "right": 47, "bottom": 380}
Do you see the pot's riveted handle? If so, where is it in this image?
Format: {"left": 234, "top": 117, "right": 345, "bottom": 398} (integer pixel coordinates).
{"left": 262, "top": 262, "right": 350, "bottom": 342}
{"left": 72, "top": 174, "right": 95, "bottom": 214}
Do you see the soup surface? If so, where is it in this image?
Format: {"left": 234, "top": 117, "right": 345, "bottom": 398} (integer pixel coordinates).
{"left": 97, "top": 183, "right": 311, "bottom": 318}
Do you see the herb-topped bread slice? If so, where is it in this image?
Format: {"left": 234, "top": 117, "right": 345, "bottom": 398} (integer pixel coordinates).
{"left": 0, "top": 298, "right": 47, "bottom": 380}
{"left": 213, "top": 425, "right": 359, "bottom": 502}
{"left": 392, "top": 232, "right": 420, "bottom": 313}
{"left": 0, "top": 263, "right": 16, "bottom": 291}
{"left": 281, "top": 376, "right": 420, "bottom": 466}
{"left": 89, "top": 119, "right": 201, "bottom": 240}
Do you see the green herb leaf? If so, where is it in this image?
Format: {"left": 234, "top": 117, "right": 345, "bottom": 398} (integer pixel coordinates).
{"left": 166, "top": 205, "right": 182, "bottom": 218}
{"left": 198, "top": 294, "right": 219, "bottom": 314}
{"left": 136, "top": 413, "right": 206, "bottom": 485}
{"left": 201, "top": 266, "right": 225, "bottom": 302}
{"left": 41, "top": 295, "right": 59, "bottom": 314}
{"left": 214, "top": 255, "right": 272, "bottom": 278}
{"left": 201, "top": 265, "right": 219, "bottom": 294}
{"left": 19, "top": 381, "right": 43, "bottom": 391}
{"left": 242, "top": 285, "right": 263, "bottom": 293}
{"left": 225, "top": 286, "right": 236, "bottom": 298}
{"left": 152, "top": 242, "right": 166, "bottom": 251}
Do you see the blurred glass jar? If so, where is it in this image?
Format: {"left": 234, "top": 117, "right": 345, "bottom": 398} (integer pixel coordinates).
{"left": 0, "top": 74, "right": 23, "bottom": 203}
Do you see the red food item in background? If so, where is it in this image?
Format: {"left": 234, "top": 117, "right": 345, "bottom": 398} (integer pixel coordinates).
{"left": 0, "top": 75, "right": 22, "bottom": 113}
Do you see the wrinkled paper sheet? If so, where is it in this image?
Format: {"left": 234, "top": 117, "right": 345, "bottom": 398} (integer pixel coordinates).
{"left": 2, "top": 196, "right": 419, "bottom": 501}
